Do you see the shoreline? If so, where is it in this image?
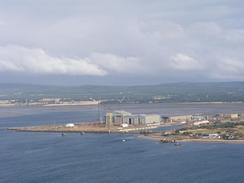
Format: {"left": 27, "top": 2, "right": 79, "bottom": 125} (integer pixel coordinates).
{"left": 8, "top": 125, "right": 244, "bottom": 144}
{"left": 0, "top": 103, "right": 99, "bottom": 108}
{"left": 1, "top": 101, "right": 244, "bottom": 108}
{"left": 138, "top": 135, "right": 244, "bottom": 144}
{"left": 8, "top": 123, "right": 167, "bottom": 134}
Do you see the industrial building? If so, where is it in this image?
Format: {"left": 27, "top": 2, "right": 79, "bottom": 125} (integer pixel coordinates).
{"left": 191, "top": 114, "right": 208, "bottom": 121}
{"left": 169, "top": 115, "right": 192, "bottom": 122}
{"left": 193, "top": 120, "right": 210, "bottom": 126}
{"left": 105, "top": 111, "right": 161, "bottom": 127}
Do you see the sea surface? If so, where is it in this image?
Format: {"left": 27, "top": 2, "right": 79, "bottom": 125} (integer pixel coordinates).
{"left": 1, "top": 103, "right": 244, "bottom": 183}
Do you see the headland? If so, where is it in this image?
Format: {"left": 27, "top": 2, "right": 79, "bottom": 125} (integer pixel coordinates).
{"left": 8, "top": 110, "right": 244, "bottom": 144}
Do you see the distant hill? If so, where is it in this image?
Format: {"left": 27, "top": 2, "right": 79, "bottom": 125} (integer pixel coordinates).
{"left": 1, "top": 82, "right": 244, "bottom": 103}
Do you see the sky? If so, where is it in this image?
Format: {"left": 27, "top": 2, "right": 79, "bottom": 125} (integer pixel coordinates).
{"left": 0, "top": 0, "right": 244, "bottom": 85}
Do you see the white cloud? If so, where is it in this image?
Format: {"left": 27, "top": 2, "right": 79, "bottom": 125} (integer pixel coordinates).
{"left": 0, "top": 46, "right": 106, "bottom": 76}
{"left": 170, "top": 53, "right": 202, "bottom": 71}
{"left": 0, "top": 45, "right": 145, "bottom": 76}
{"left": 90, "top": 53, "right": 142, "bottom": 74}
{"left": 220, "top": 59, "right": 244, "bottom": 73}
{"left": 213, "top": 58, "right": 244, "bottom": 79}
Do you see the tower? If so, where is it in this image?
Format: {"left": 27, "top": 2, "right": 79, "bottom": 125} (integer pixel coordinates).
{"left": 105, "top": 112, "right": 113, "bottom": 128}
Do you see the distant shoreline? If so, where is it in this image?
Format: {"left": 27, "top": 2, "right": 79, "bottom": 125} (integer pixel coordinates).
{"left": 176, "top": 101, "right": 244, "bottom": 104}
{"left": 1, "top": 101, "right": 244, "bottom": 108}
{"left": 0, "top": 102, "right": 99, "bottom": 108}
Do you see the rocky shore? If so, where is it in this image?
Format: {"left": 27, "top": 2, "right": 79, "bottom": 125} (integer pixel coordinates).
{"left": 139, "top": 134, "right": 244, "bottom": 144}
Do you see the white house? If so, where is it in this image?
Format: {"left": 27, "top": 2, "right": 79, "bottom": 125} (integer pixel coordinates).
{"left": 65, "top": 123, "right": 75, "bottom": 128}
{"left": 121, "top": 123, "right": 129, "bottom": 128}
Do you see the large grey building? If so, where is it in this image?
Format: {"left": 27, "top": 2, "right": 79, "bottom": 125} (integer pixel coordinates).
{"left": 105, "top": 111, "right": 161, "bottom": 126}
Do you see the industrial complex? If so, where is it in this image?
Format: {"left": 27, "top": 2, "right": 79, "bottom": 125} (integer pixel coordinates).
{"left": 105, "top": 111, "right": 161, "bottom": 127}
{"left": 104, "top": 111, "right": 244, "bottom": 128}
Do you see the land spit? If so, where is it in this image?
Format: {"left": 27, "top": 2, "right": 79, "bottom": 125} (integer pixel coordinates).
{"left": 9, "top": 122, "right": 244, "bottom": 144}
{"left": 8, "top": 122, "right": 162, "bottom": 134}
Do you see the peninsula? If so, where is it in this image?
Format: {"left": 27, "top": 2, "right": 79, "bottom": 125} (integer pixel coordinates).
{"left": 8, "top": 111, "right": 244, "bottom": 144}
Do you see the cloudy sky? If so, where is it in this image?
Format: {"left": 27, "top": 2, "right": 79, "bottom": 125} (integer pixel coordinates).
{"left": 0, "top": 0, "right": 244, "bottom": 85}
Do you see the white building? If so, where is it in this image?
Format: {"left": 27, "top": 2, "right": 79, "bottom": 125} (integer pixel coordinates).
{"left": 65, "top": 123, "right": 75, "bottom": 128}
{"left": 208, "top": 134, "right": 221, "bottom": 139}
{"left": 121, "top": 123, "right": 129, "bottom": 128}
{"left": 193, "top": 120, "right": 210, "bottom": 126}
{"left": 230, "top": 113, "right": 239, "bottom": 120}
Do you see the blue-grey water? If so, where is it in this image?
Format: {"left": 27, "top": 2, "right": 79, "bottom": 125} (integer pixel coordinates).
{"left": 1, "top": 103, "right": 244, "bottom": 183}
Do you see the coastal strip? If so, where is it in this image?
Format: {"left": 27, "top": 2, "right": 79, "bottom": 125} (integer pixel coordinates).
{"left": 8, "top": 123, "right": 161, "bottom": 134}
{"left": 139, "top": 134, "right": 244, "bottom": 144}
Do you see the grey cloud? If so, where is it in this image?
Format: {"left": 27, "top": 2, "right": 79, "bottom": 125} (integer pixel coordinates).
{"left": 0, "top": 0, "right": 244, "bottom": 84}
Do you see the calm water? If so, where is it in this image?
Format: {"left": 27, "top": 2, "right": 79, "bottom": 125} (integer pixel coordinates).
{"left": 1, "top": 103, "right": 244, "bottom": 183}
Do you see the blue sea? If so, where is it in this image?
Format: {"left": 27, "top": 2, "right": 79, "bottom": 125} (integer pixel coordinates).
{"left": 1, "top": 103, "right": 244, "bottom": 183}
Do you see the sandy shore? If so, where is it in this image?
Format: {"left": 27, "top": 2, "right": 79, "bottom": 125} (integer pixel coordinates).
{"left": 9, "top": 124, "right": 115, "bottom": 133}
